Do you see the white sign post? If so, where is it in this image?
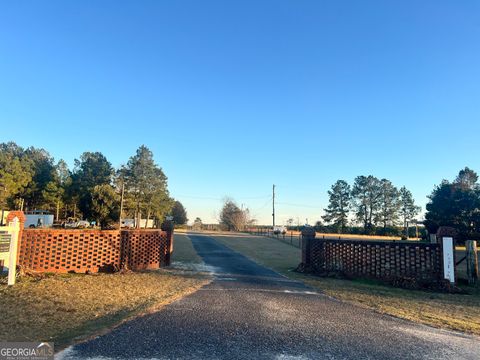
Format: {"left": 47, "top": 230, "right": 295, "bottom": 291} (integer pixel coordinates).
{"left": 442, "top": 236, "right": 455, "bottom": 284}
{"left": 0, "top": 217, "right": 20, "bottom": 285}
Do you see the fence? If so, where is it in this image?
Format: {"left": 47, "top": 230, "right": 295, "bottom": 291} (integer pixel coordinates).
{"left": 301, "top": 237, "right": 444, "bottom": 286}
{"left": 250, "top": 226, "right": 478, "bottom": 286}
{"left": 247, "top": 228, "right": 303, "bottom": 248}
{"left": 246, "top": 228, "right": 419, "bottom": 249}
{"left": 18, "top": 228, "right": 173, "bottom": 273}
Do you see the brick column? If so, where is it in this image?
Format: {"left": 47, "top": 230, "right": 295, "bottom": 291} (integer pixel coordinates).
{"left": 301, "top": 227, "right": 316, "bottom": 269}
{"left": 161, "top": 220, "right": 174, "bottom": 266}
{"left": 6, "top": 211, "right": 25, "bottom": 262}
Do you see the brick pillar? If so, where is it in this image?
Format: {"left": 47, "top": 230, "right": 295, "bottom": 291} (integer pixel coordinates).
{"left": 161, "top": 220, "right": 174, "bottom": 266}
{"left": 301, "top": 227, "right": 316, "bottom": 269}
{"left": 6, "top": 211, "right": 25, "bottom": 227}
{"left": 6, "top": 211, "right": 25, "bottom": 262}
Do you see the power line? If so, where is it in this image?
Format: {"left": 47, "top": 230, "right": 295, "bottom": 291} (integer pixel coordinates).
{"left": 251, "top": 197, "right": 273, "bottom": 212}
{"left": 175, "top": 194, "right": 270, "bottom": 201}
{"left": 237, "top": 195, "right": 271, "bottom": 200}
{"left": 276, "top": 202, "right": 320, "bottom": 209}
{"left": 175, "top": 195, "right": 223, "bottom": 201}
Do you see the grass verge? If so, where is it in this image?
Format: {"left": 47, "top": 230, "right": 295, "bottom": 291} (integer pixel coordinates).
{"left": 212, "top": 233, "right": 480, "bottom": 336}
{"left": 172, "top": 233, "right": 203, "bottom": 264}
{"left": 0, "top": 270, "right": 209, "bottom": 350}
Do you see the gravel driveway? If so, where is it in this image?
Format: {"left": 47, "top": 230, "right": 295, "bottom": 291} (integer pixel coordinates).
{"left": 58, "top": 234, "right": 480, "bottom": 359}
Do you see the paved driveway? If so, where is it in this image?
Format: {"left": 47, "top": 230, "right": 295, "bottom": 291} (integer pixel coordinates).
{"left": 58, "top": 234, "right": 480, "bottom": 359}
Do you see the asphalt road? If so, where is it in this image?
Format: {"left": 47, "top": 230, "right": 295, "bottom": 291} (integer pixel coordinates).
{"left": 58, "top": 234, "right": 480, "bottom": 360}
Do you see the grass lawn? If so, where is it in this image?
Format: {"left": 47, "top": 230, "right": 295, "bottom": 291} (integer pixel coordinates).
{"left": 0, "top": 269, "right": 208, "bottom": 350}
{"left": 172, "top": 233, "right": 203, "bottom": 264}
{"left": 211, "top": 233, "right": 480, "bottom": 336}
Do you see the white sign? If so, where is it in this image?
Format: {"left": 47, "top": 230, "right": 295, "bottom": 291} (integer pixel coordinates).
{"left": 442, "top": 237, "right": 455, "bottom": 284}
{"left": 0, "top": 217, "right": 20, "bottom": 285}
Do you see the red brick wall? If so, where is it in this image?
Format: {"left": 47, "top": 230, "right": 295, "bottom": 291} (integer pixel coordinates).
{"left": 6, "top": 211, "right": 26, "bottom": 224}
{"left": 121, "top": 230, "right": 171, "bottom": 270}
{"left": 6, "top": 211, "right": 26, "bottom": 262}
{"left": 19, "top": 229, "right": 172, "bottom": 273}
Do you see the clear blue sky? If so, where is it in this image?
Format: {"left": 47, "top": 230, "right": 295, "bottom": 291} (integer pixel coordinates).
{"left": 1, "top": 1, "right": 479, "bottom": 225}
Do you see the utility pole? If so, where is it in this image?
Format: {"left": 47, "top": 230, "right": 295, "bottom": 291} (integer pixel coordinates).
{"left": 119, "top": 182, "right": 125, "bottom": 230}
{"left": 272, "top": 184, "right": 275, "bottom": 229}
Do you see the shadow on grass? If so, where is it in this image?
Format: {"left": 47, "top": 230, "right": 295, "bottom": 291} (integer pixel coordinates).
{"left": 53, "top": 301, "right": 155, "bottom": 350}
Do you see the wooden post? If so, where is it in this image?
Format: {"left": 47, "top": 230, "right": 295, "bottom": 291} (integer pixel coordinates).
{"left": 466, "top": 240, "right": 478, "bottom": 285}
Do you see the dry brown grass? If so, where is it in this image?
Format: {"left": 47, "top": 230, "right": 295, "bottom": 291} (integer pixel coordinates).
{"left": 212, "top": 233, "right": 480, "bottom": 335}
{"left": 299, "top": 275, "right": 480, "bottom": 335}
{"left": 0, "top": 271, "right": 209, "bottom": 349}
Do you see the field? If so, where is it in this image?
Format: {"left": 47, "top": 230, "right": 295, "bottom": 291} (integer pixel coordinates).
{"left": 256, "top": 229, "right": 421, "bottom": 241}
{"left": 207, "top": 232, "right": 480, "bottom": 335}
{"left": 172, "top": 232, "right": 203, "bottom": 264}
{"left": 0, "top": 237, "right": 209, "bottom": 350}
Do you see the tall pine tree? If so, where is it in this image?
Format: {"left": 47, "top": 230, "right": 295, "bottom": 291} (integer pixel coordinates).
{"left": 376, "top": 179, "right": 400, "bottom": 231}
{"left": 322, "top": 180, "right": 351, "bottom": 233}
{"left": 351, "top": 175, "right": 382, "bottom": 234}
{"left": 399, "top": 186, "right": 420, "bottom": 238}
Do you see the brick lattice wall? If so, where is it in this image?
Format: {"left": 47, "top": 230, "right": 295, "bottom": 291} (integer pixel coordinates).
{"left": 19, "top": 229, "right": 172, "bottom": 273}
{"left": 305, "top": 238, "right": 442, "bottom": 283}
{"left": 121, "top": 230, "right": 170, "bottom": 270}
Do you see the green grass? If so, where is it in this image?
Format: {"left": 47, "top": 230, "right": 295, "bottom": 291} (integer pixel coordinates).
{"left": 213, "top": 233, "right": 300, "bottom": 274}
{"left": 211, "top": 233, "right": 480, "bottom": 336}
{"left": 172, "top": 233, "right": 203, "bottom": 264}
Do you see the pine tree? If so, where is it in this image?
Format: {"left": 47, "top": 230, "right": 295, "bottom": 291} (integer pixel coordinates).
{"left": 322, "top": 180, "right": 351, "bottom": 233}
{"left": 71, "top": 152, "right": 114, "bottom": 220}
{"left": 351, "top": 175, "right": 382, "bottom": 234}
{"left": 172, "top": 200, "right": 188, "bottom": 225}
{"left": 425, "top": 168, "right": 480, "bottom": 238}
{"left": 376, "top": 179, "right": 400, "bottom": 230}
{"left": 399, "top": 186, "right": 420, "bottom": 238}
{"left": 91, "top": 184, "right": 120, "bottom": 228}
{"left": 122, "top": 145, "right": 171, "bottom": 228}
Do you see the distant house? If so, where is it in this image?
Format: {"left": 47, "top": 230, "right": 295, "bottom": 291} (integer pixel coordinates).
{"left": 121, "top": 218, "right": 155, "bottom": 229}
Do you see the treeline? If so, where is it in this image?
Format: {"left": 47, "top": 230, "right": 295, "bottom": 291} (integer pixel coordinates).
{"left": 320, "top": 168, "right": 480, "bottom": 240}
{"left": 320, "top": 176, "right": 420, "bottom": 237}
{"left": 424, "top": 167, "right": 480, "bottom": 240}
{"left": 0, "top": 142, "right": 187, "bottom": 228}
{"left": 308, "top": 224, "right": 425, "bottom": 239}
